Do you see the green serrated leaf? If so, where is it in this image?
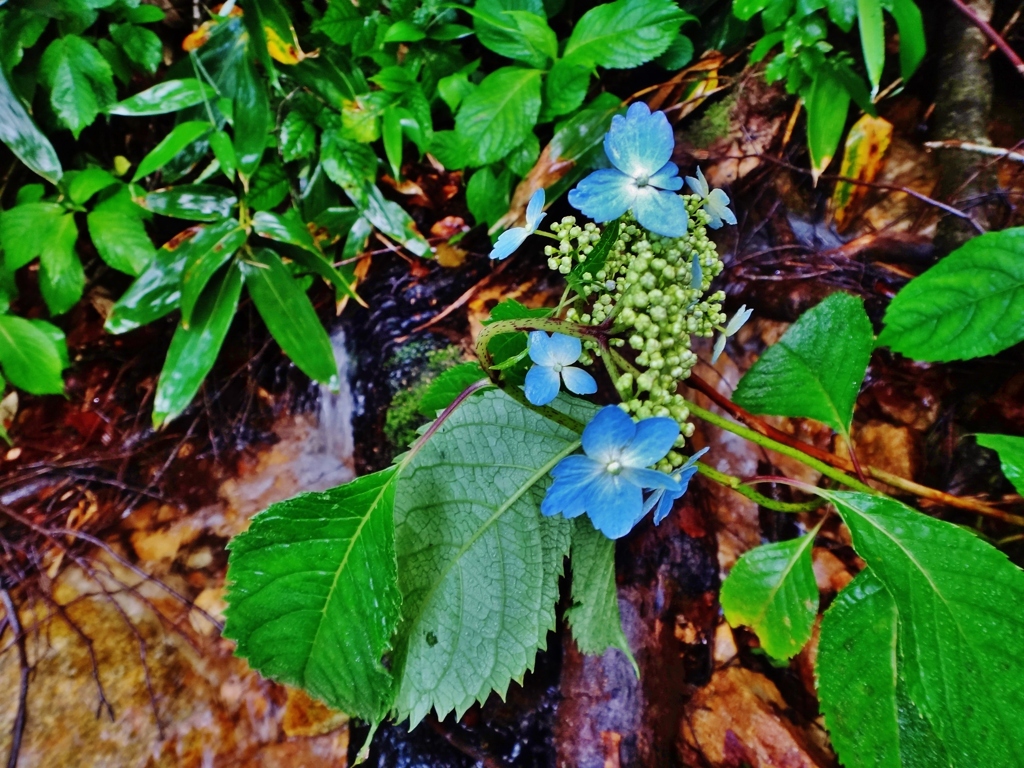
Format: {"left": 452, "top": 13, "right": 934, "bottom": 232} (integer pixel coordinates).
{"left": 417, "top": 362, "right": 486, "bottom": 417}
{"left": 280, "top": 109, "right": 315, "bottom": 162}
{"left": 391, "top": 389, "right": 592, "bottom": 725}
{"left": 246, "top": 161, "right": 290, "bottom": 211}
{"left": 562, "top": 0, "right": 690, "bottom": 70}
{"left": 720, "top": 533, "right": 818, "bottom": 660}
{"left": 40, "top": 35, "right": 116, "bottom": 138}
{"left": 466, "top": 167, "right": 511, "bottom": 230}
{"left": 877, "top": 228, "right": 1024, "bottom": 362}
{"left": 825, "top": 490, "right": 1024, "bottom": 765}
{"left": 566, "top": 518, "right": 636, "bottom": 670}
{"left": 240, "top": 248, "right": 338, "bottom": 388}
{"left": 224, "top": 466, "right": 402, "bottom": 723}
{"left": 153, "top": 264, "right": 243, "bottom": 426}
{"left": 110, "top": 22, "right": 162, "bottom": 74}
{"left": 975, "top": 433, "right": 1024, "bottom": 497}
{"left": 455, "top": 66, "right": 542, "bottom": 167}
{"left": 824, "top": 0, "right": 857, "bottom": 31}
{"left": 109, "top": 79, "right": 217, "bottom": 116}
{"left": 818, "top": 569, "right": 950, "bottom": 768}
{"left": 0, "top": 203, "right": 66, "bottom": 270}
{"left": 733, "top": 292, "right": 872, "bottom": 436}
{"left": 0, "top": 65, "right": 62, "bottom": 184}
{"left": 0, "top": 314, "right": 66, "bottom": 394}
{"left": 470, "top": 3, "right": 557, "bottom": 69}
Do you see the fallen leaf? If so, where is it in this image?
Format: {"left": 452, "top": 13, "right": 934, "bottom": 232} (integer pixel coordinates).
{"left": 831, "top": 115, "right": 893, "bottom": 232}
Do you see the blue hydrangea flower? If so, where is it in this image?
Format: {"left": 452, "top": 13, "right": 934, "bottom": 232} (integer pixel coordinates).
{"left": 685, "top": 167, "right": 737, "bottom": 229}
{"left": 489, "top": 188, "right": 546, "bottom": 260}
{"left": 524, "top": 332, "right": 597, "bottom": 406}
{"left": 541, "top": 406, "right": 681, "bottom": 539}
{"left": 640, "top": 447, "right": 709, "bottom": 526}
{"left": 567, "top": 103, "right": 688, "bottom": 239}
{"left": 711, "top": 304, "right": 753, "bottom": 363}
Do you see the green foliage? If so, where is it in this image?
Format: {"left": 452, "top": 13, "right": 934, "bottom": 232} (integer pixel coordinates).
{"left": 878, "top": 228, "right": 1024, "bottom": 362}
{"left": 562, "top": 0, "right": 692, "bottom": 69}
{"left": 737, "top": 0, "right": 924, "bottom": 177}
{"left": 733, "top": 292, "right": 873, "bottom": 437}
{"left": 417, "top": 362, "right": 487, "bottom": 417}
{"left": 224, "top": 467, "right": 402, "bottom": 723}
{"left": 975, "top": 434, "right": 1024, "bottom": 496}
{"left": 821, "top": 491, "right": 1024, "bottom": 766}
{"left": 0, "top": 315, "right": 67, "bottom": 395}
{"left": 390, "top": 389, "right": 590, "bottom": 725}
{"left": 566, "top": 518, "right": 635, "bottom": 669}
{"left": 719, "top": 532, "right": 818, "bottom": 660}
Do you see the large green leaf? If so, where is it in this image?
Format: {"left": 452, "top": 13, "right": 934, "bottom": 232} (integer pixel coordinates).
{"left": 234, "top": 39, "right": 270, "bottom": 181}
{"left": 858, "top": 0, "right": 884, "bottom": 93}
{"left": 153, "top": 264, "right": 243, "bottom": 426}
{"left": 877, "top": 228, "right": 1024, "bottom": 362}
{"left": 883, "top": 0, "right": 925, "bottom": 80}
{"left": 562, "top": 0, "right": 689, "bottom": 69}
{"left": 455, "top": 66, "right": 542, "bottom": 167}
{"left": 38, "top": 211, "right": 83, "bottom": 315}
{"left": 224, "top": 467, "right": 402, "bottom": 723}
{"left": 40, "top": 35, "right": 116, "bottom": 138}
{"left": 87, "top": 192, "right": 154, "bottom": 276}
{"left": 470, "top": 3, "right": 557, "bottom": 69}
{"left": 818, "top": 570, "right": 949, "bottom": 768}
{"left": 975, "top": 433, "right": 1024, "bottom": 496}
{"left": 805, "top": 65, "right": 850, "bottom": 182}
{"left": 110, "top": 22, "right": 162, "bottom": 74}
{"left": 361, "top": 186, "right": 430, "bottom": 257}
{"left": 179, "top": 218, "right": 247, "bottom": 327}
{"left": 825, "top": 491, "right": 1024, "bottom": 765}
{"left": 417, "top": 362, "right": 487, "bottom": 418}
{"left": 0, "top": 314, "right": 66, "bottom": 394}
{"left": 105, "top": 241, "right": 187, "bottom": 334}
{"left": 720, "top": 533, "right": 818, "bottom": 660}
{"left": 108, "top": 79, "right": 217, "bottom": 116}
{"left": 566, "top": 518, "right": 634, "bottom": 667}
{"left": 0, "top": 202, "right": 65, "bottom": 270}
{"left": 240, "top": 248, "right": 338, "bottom": 388}
{"left": 733, "top": 292, "right": 872, "bottom": 437}
{"left": 391, "top": 389, "right": 592, "bottom": 725}
{"left": 0, "top": 65, "right": 62, "bottom": 183}
{"left": 137, "top": 184, "right": 238, "bottom": 221}
{"left": 133, "top": 121, "right": 213, "bottom": 182}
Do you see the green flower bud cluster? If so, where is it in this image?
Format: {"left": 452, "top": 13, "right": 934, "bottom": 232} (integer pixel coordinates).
{"left": 545, "top": 198, "right": 726, "bottom": 469}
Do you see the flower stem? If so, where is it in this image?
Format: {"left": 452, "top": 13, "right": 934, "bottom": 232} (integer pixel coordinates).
{"left": 695, "top": 463, "right": 826, "bottom": 513}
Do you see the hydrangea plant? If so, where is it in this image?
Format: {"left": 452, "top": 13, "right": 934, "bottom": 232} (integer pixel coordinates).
{"left": 224, "top": 100, "right": 1024, "bottom": 768}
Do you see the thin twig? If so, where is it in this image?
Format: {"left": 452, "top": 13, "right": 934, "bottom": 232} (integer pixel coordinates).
{"left": 1, "top": 588, "right": 29, "bottom": 768}
{"left": 925, "top": 140, "right": 1024, "bottom": 163}
{"left": 947, "top": 0, "right": 1024, "bottom": 76}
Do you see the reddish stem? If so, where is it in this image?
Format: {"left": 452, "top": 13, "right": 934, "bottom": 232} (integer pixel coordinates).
{"left": 947, "top": 0, "right": 1024, "bottom": 77}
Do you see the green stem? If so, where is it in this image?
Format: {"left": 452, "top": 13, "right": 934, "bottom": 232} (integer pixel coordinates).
{"left": 695, "top": 463, "right": 826, "bottom": 513}
{"left": 475, "top": 318, "right": 606, "bottom": 375}
{"left": 686, "top": 400, "right": 877, "bottom": 495}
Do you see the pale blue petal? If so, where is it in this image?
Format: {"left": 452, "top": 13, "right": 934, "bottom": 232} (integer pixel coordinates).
{"left": 633, "top": 188, "right": 688, "bottom": 238}
{"left": 585, "top": 473, "right": 643, "bottom": 539}
{"left": 547, "top": 332, "right": 582, "bottom": 366}
{"left": 551, "top": 453, "right": 603, "bottom": 480}
{"left": 652, "top": 487, "right": 681, "bottom": 525}
{"left": 620, "top": 416, "right": 679, "bottom": 468}
{"left": 524, "top": 364, "right": 560, "bottom": 406}
{"left": 582, "top": 405, "right": 635, "bottom": 462}
{"left": 528, "top": 331, "right": 558, "bottom": 367}
{"left": 683, "top": 446, "right": 710, "bottom": 468}
{"left": 686, "top": 167, "right": 710, "bottom": 197}
{"left": 561, "top": 366, "right": 597, "bottom": 396}
{"left": 620, "top": 466, "right": 680, "bottom": 491}
{"left": 711, "top": 333, "right": 727, "bottom": 363}
{"left": 691, "top": 253, "right": 703, "bottom": 289}
{"left": 648, "top": 161, "right": 683, "bottom": 191}
{"left": 604, "top": 102, "right": 674, "bottom": 179}
{"left": 641, "top": 489, "right": 663, "bottom": 518}
{"left": 725, "top": 305, "right": 753, "bottom": 336}
{"left": 489, "top": 226, "right": 529, "bottom": 260}
{"left": 706, "top": 188, "right": 736, "bottom": 228}
{"left": 525, "top": 188, "right": 546, "bottom": 231}
{"left": 568, "top": 169, "right": 635, "bottom": 223}
{"left": 541, "top": 477, "right": 589, "bottom": 519}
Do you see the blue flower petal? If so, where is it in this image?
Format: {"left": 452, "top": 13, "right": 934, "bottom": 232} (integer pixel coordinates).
{"left": 654, "top": 463, "right": 701, "bottom": 524}
{"left": 686, "top": 167, "right": 709, "bottom": 197}
{"left": 604, "top": 102, "right": 674, "bottom": 180}
{"left": 547, "top": 332, "right": 582, "bottom": 366}
{"left": 633, "top": 187, "right": 688, "bottom": 238}
{"left": 528, "top": 331, "right": 558, "bottom": 367}
{"left": 560, "top": 366, "right": 597, "bottom": 396}
{"left": 621, "top": 466, "right": 680, "bottom": 491}
{"left": 582, "top": 406, "right": 636, "bottom": 462}
{"left": 584, "top": 473, "right": 643, "bottom": 539}
{"left": 540, "top": 477, "right": 589, "bottom": 518}
{"left": 489, "top": 226, "right": 529, "bottom": 260}
{"left": 551, "top": 453, "right": 602, "bottom": 479}
{"left": 620, "top": 416, "right": 679, "bottom": 468}
{"left": 648, "top": 161, "right": 683, "bottom": 192}
{"left": 524, "top": 364, "right": 561, "bottom": 406}
{"left": 525, "top": 188, "right": 546, "bottom": 230}
{"left": 706, "top": 188, "right": 736, "bottom": 228}
{"left": 568, "top": 169, "right": 635, "bottom": 223}
{"left": 543, "top": 454, "right": 602, "bottom": 518}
